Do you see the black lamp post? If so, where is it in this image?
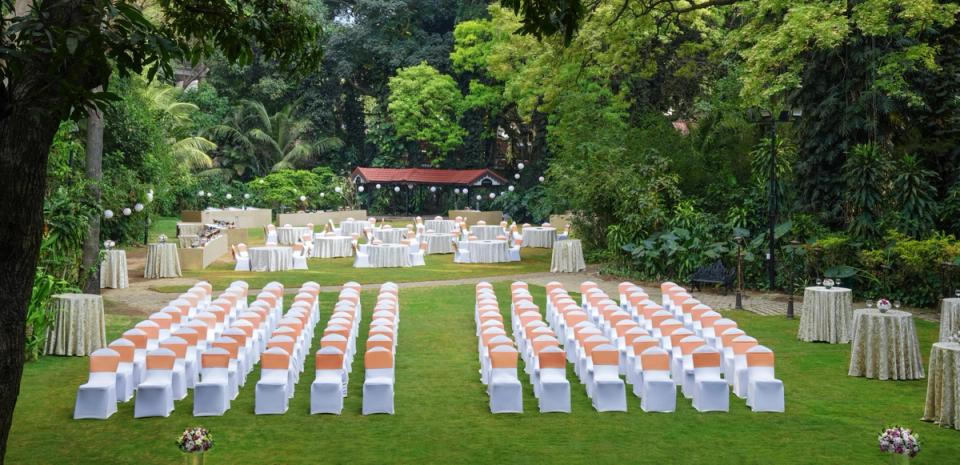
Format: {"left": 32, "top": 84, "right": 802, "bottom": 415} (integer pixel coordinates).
{"left": 786, "top": 240, "right": 801, "bottom": 319}
{"left": 735, "top": 235, "right": 744, "bottom": 310}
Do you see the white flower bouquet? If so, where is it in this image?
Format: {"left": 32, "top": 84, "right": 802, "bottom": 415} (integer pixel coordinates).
{"left": 176, "top": 426, "right": 214, "bottom": 454}
{"left": 878, "top": 426, "right": 920, "bottom": 458}
{"left": 877, "top": 298, "right": 892, "bottom": 313}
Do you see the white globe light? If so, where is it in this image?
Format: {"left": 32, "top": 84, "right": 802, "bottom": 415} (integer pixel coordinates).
{"left": 198, "top": 190, "right": 205, "bottom": 196}
{"left": 539, "top": 176, "right": 545, "bottom": 182}
{"left": 499, "top": 191, "right": 505, "bottom": 196}
{"left": 206, "top": 192, "right": 212, "bottom": 197}
{"left": 134, "top": 203, "right": 144, "bottom": 212}
{"left": 489, "top": 193, "right": 496, "bottom": 199}
{"left": 394, "top": 186, "right": 400, "bottom": 192}
{"left": 300, "top": 195, "right": 306, "bottom": 202}
{"left": 122, "top": 207, "right": 132, "bottom": 216}
{"left": 430, "top": 186, "right": 436, "bottom": 193}
{"left": 335, "top": 186, "right": 342, "bottom": 193}
{"left": 259, "top": 179, "right": 265, "bottom": 184}
{"left": 358, "top": 186, "right": 365, "bottom": 192}
{"left": 320, "top": 192, "right": 325, "bottom": 197}
{"left": 508, "top": 185, "right": 515, "bottom": 192}
{"left": 225, "top": 193, "right": 232, "bottom": 200}
{"left": 376, "top": 184, "right": 381, "bottom": 189}
{"left": 463, "top": 188, "right": 468, "bottom": 194}
{"left": 408, "top": 184, "right": 414, "bottom": 189}
{"left": 454, "top": 188, "right": 460, "bottom": 194}
{"left": 244, "top": 193, "right": 251, "bottom": 199}
{"left": 517, "top": 162, "right": 525, "bottom": 170}
{"left": 103, "top": 209, "right": 114, "bottom": 219}
{"left": 146, "top": 192, "right": 154, "bottom": 203}
{"left": 475, "top": 195, "right": 481, "bottom": 200}
{"left": 514, "top": 173, "right": 520, "bottom": 180}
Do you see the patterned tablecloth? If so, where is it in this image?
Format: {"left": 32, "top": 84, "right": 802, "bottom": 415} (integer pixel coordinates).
{"left": 422, "top": 233, "right": 455, "bottom": 254}
{"left": 367, "top": 244, "right": 411, "bottom": 268}
{"left": 340, "top": 220, "right": 371, "bottom": 237}
{"left": 144, "top": 243, "right": 182, "bottom": 279}
{"left": 425, "top": 219, "right": 457, "bottom": 234}
{"left": 848, "top": 309, "right": 924, "bottom": 380}
{"left": 923, "top": 342, "right": 960, "bottom": 430}
{"left": 176, "top": 222, "right": 204, "bottom": 237}
{"left": 797, "top": 286, "right": 853, "bottom": 343}
{"left": 313, "top": 235, "right": 353, "bottom": 258}
{"left": 470, "top": 225, "right": 504, "bottom": 241}
{"left": 551, "top": 239, "right": 585, "bottom": 273}
{"left": 940, "top": 298, "right": 960, "bottom": 342}
{"left": 463, "top": 240, "right": 509, "bottom": 263}
{"left": 178, "top": 235, "right": 198, "bottom": 248}
{"left": 249, "top": 246, "right": 293, "bottom": 272}
{"left": 373, "top": 228, "right": 406, "bottom": 244}
{"left": 522, "top": 227, "right": 557, "bottom": 248}
{"left": 44, "top": 293, "right": 106, "bottom": 356}
{"left": 277, "top": 226, "right": 310, "bottom": 245}
{"left": 99, "top": 249, "right": 128, "bottom": 289}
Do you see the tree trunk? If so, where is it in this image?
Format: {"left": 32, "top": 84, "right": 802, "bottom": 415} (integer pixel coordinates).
{"left": 81, "top": 94, "right": 104, "bottom": 294}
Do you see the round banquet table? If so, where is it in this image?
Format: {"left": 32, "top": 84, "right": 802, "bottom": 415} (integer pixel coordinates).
{"left": 339, "top": 220, "right": 371, "bottom": 237}
{"left": 522, "top": 226, "right": 558, "bottom": 248}
{"left": 176, "top": 222, "right": 204, "bottom": 237}
{"left": 470, "top": 225, "right": 504, "bottom": 241}
{"left": 940, "top": 298, "right": 960, "bottom": 342}
{"left": 425, "top": 219, "right": 457, "bottom": 234}
{"left": 277, "top": 226, "right": 310, "bottom": 245}
{"left": 144, "top": 243, "right": 182, "bottom": 279}
{"left": 422, "top": 233, "right": 455, "bottom": 254}
{"left": 313, "top": 235, "right": 353, "bottom": 258}
{"left": 923, "top": 342, "right": 960, "bottom": 430}
{"left": 373, "top": 228, "right": 406, "bottom": 244}
{"left": 367, "top": 244, "right": 411, "bottom": 268}
{"left": 551, "top": 239, "right": 585, "bottom": 273}
{"left": 99, "top": 249, "right": 128, "bottom": 289}
{"left": 848, "top": 309, "right": 924, "bottom": 380}
{"left": 797, "top": 286, "right": 853, "bottom": 344}
{"left": 463, "top": 240, "right": 509, "bottom": 263}
{"left": 44, "top": 293, "right": 106, "bottom": 356}
{"left": 249, "top": 246, "right": 293, "bottom": 272}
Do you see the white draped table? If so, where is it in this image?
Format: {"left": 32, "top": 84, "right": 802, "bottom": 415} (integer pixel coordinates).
{"left": 44, "top": 293, "right": 106, "bottom": 356}
{"left": 551, "top": 239, "right": 585, "bottom": 273}
{"left": 144, "top": 243, "right": 182, "bottom": 279}
{"left": 470, "top": 225, "right": 504, "bottom": 241}
{"left": 339, "top": 220, "right": 371, "bottom": 236}
{"left": 797, "top": 286, "right": 853, "bottom": 343}
{"left": 422, "top": 233, "right": 455, "bottom": 254}
{"left": 367, "top": 244, "right": 411, "bottom": 268}
{"left": 940, "top": 298, "right": 960, "bottom": 342}
{"left": 249, "top": 246, "right": 293, "bottom": 272}
{"left": 176, "top": 222, "right": 204, "bottom": 237}
{"left": 425, "top": 219, "right": 456, "bottom": 234}
{"left": 373, "top": 228, "right": 406, "bottom": 244}
{"left": 522, "top": 226, "right": 557, "bottom": 248}
{"left": 277, "top": 226, "right": 310, "bottom": 245}
{"left": 848, "top": 309, "right": 924, "bottom": 380}
{"left": 99, "top": 249, "right": 128, "bottom": 289}
{"left": 313, "top": 235, "right": 353, "bottom": 258}
{"left": 923, "top": 342, "right": 960, "bottom": 430}
{"left": 463, "top": 240, "right": 509, "bottom": 263}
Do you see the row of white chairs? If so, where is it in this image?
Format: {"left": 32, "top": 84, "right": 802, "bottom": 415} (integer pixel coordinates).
{"left": 507, "top": 282, "right": 572, "bottom": 412}
{"left": 361, "top": 283, "right": 400, "bottom": 415}
{"left": 475, "top": 283, "right": 523, "bottom": 413}
{"left": 310, "top": 282, "right": 363, "bottom": 414}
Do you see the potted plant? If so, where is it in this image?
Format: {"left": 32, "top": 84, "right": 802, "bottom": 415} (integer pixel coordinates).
{"left": 177, "top": 426, "right": 214, "bottom": 465}
{"left": 878, "top": 426, "right": 920, "bottom": 464}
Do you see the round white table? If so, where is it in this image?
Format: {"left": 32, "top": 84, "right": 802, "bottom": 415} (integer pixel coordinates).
{"left": 470, "top": 225, "right": 504, "bottom": 241}
{"left": 277, "top": 226, "right": 310, "bottom": 245}
{"left": 923, "top": 342, "right": 960, "bottom": 430}
{"left": 422, "top": 233, "right": 455, "bottom": 254}
{"left": 551, "top": 239, "right": 585, "bottom": 273}
{"left": 373, "top": 228, "right": 406, "bottom": 244}
{"left": 99, "top": 249, "right": 128, "bottom": 289}
{"left": 797, "top": 286, "right": 853, "bottom": 343}
{"left": 367, "top": 244, "right": 411, "bottom": 268}
{"left": 463, "top": 240, "right": 509, "bottom": 263}
{"left": 339, "top": 220, "right": 370, "bottom": 237}
{"left": 522, "top": 226, "right": 557, "bottom": 248}
{"left": 425, "top": 219, "right": 456, "bottom": 234}
{"left": 144, "top": 243, "right": 182, "bottom": 279}
{"left": 44, "top": 294, "right": 106, "bottom": 356}
{"left": 848, "top": 309, "right": 924, "bottom": 380}
{"left": 249, "top": 246, "right": 293, "bottom": 272}
{"left": 313, "top": 235, "right": 353, "bottom": 258}
{"left": 940, "top": 298, "right": 960, "bottom": 342}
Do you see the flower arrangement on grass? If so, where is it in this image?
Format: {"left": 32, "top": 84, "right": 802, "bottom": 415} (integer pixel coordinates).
{"left": 176, "top": 426, "right": 214, "bottom": 454}
{"left": 878, "top": 426, "right": 920, "bottom": 458}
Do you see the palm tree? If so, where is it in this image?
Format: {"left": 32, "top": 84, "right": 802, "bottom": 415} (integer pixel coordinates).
{"left": 141, "top": 81, "right": 217, "bottom": 171}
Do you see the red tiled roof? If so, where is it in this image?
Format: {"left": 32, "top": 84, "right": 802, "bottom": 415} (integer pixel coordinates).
{"left": 351, "top": 167, "right": 508, "bottom": 186}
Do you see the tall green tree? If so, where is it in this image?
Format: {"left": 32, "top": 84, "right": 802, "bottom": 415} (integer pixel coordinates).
{"left": 387, "top": 63, "right": 466, "bottom": 163}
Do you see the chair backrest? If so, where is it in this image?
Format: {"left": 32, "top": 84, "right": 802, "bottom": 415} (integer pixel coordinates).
{"left": 108, "top": 338, "right": 135, "bottom": 363}
{"left": 121, "top": 329, "right": 147, "bottom": 349}
{"left": 366, "top": 334, "right": 393, "bottom": 351}
{"left": 538, "top": 346, "right": 566, "bottom": 368}
{"left": 640, "top": 347, "right": 671, "bottom": 371}
{"left": 146, "top": 348, "right": 176, "bottom": 370}
{"left": 261, "top": 347, "right": 291, "bottom": 370}
{"left": 746, "top": 345, "right": 775, "bottom": 368}
{"left": 316, "top": 346, "right": 345, "bottom": 370}
{"left": 267, "top": 335, "right": 296, "bottom": 355}
{"left": 159, "top": 337, "right": 188, "bottom": 358}
{"left": 172, "top": 328, "right": 200, "bottom": 347}
{"left": 200, "top": 347, "right": 230, "bottom": 370}
{"left": 591, "top": 344, "right": 619, "bottom": 366}
{"left": 668, "top": 328, "right": 695, "bottom": 348}
{"left": 721, "top": 328, "right": 747, "bottom": 347}
{"left": 489, "top": 345, "right": 518, "bottom": 368}
{"left": 732, "top": 335, "right": 759, "bottom": 355}
{"left": 631, "top": 335, "right": 661, "bottom": 355}
{"left": 365, "top": 347, "right": 394, "bottom": 368}
{"left": 321, "top": 334, "right": 348, "bottom": 352}
{"left": 89, "top": 348, "right": 120, "bottom": 372}
{"left": 134, "top": 320, "right": 160, "bottom": 340}
{"left": 679, "top": 335, "right": 706, "bottom": 356}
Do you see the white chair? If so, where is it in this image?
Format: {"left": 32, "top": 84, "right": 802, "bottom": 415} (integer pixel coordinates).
{"left": 134, "top": 348, "right": 176, "bottom": 418}
{"left": 452, "top": 241, "right": 470, "bottom": 263}
{"left": 507, "top": 238, "right": 521, "bottom": 262}
{"left": 410, "top": 242, "right": 426, "bottom": 267}
{"left": 232, "top": 244, "right": 250, "bottom": 271}
{"left": 590, "top": 344, "right": 627, "bottom": 412}
{"left": 193, "top": 348, "right": 232, "bottom": 416}
{"left": 121, "top": 329, "right": 148, "bottom": 385}
{"left": 255, "top": 347, "right": 292, "bottom": 414}
{"left": 352, "top": 240, "right": 369, "bottom": 268}
{"left": 291, "top": 243, "right": 309, "bottom": 270}
{"left": 158, "top": 337, "right": 188, "bottom": 400}
{"left": 639, "top": 347, "right": 676, "bottom": 413}
{"left": 692, "top": 345, "right": 729, "bottom": 412}
{"left": 746, "top": 345, "right": 784, "bottom": 413}
{"left": 107, "top": 339, "right": 135, "bottom": 402}
{"left": 557, "top": 225, "right": 570, "bottom": 241}
{"left": 265, "top": 225, "right": 278, "bottom": 245}
{"left": 362, "top": 347, "right": 395, "bottom": 415}
{"left": 535, "top": 347, "right": 570, "bottom": 413}
{"left": 488, "top": 345, "right": 522, "bottom": 414}
{"left": 73, "top": 348, "right": 120, "bottom": 419}
{"left": 311, "top": 347, "right": 346, "bottom": 415}
{"left": 732, "top": 335, "right": 759, "bottom": 398}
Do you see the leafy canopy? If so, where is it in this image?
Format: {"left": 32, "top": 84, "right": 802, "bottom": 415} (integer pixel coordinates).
{"left": 387, "top": 63, "right": 466, "bottom": 163}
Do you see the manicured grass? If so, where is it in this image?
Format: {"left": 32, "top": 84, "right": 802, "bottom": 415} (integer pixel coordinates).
{"left": 8, "top": 283, "right": 959, "bottom": 464}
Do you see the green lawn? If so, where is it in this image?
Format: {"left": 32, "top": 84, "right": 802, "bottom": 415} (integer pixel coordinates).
{"left": 8, "top": 283, "right": 959, "bottom": 464}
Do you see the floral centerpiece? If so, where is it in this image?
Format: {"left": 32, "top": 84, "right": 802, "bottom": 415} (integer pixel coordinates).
{"left": 158, "top": 234, "right": 168, "bottom": 244}
{"left": 103, "top": 240, "right": 115, "bottom": 250}
{"left": 177, "top": 427, "right": 213, "bottom": 464}
{"left": 822, "top": 278, "right": 835, "bottom": 289}
{"left": 878, "top": 426, "right": 920, "bottom": 463}
{"left": 877, "top": 298, "right": 892, "bottom": 313}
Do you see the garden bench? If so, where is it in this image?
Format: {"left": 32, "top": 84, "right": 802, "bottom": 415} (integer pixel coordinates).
{"left": 689, "top": 260, "right": 736, "bottom": 295}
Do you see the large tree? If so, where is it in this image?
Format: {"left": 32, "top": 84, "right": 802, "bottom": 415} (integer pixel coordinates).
{"left": 0, "top": 1, "right": 321, "bottom": 460}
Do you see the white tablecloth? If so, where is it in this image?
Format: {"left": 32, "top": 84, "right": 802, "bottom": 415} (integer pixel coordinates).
{"left": 463, "top": 240, "right": 509, "bottom": 263}
{"left": 277, "top": 226, "right": 310, "bottom": 245}
{"left": 178, "top": 235, "right": 198, "bottom": 248}
{"left": 523, "top": 227, "right": 557, "bottom": 248}
{"left": 176, "top": 222, "right": 204, "bottom": 237}
{"left": 44, "top": 294, "right": 106, "bottom": 356}
{"left": 99, "top": 249, "right": 128, "bottom": 289}
{"left": 367, "top": 244, "right": 411, "bottom": 268}
{"left": 313, "top": 236, "right": 353, "bottom": 258}
{"left": 940, "top": 298, "right": 960, "bottom": 342}
{"left": 422, "top": 233, "right": 455, "bottom": 254}
{"left": 923, "top": 342, "right": 960, "bottom": 430}
{"left": 373, "top": 228, "right": 406, "bottom": 244}
{"left": 249, "top": 246, "right": 293, "bottom": 272}
{"left": 797, "top": 286, "right": 853, "bottom": 343}
{"left": 144, "top": 243, "right": 182, "bottom": 279}
{"left": 470, "top": 225, "right": 504, "bottom": 241}
{"left": 340, "top": 220, "right": 371, "bottom": 237}
{"left": 551, "top": 239, "right": 585, "bottom": 272}
{"left": 848, "top": 309, "right": 924, "bottom": 380}
{"left": 425, "top": 219, "right": 456, "bottom": 234}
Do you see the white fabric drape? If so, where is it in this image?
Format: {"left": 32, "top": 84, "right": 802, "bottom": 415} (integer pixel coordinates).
{"left": 523, "top": 227, "right": 557, "bottom": 248}
{"left": 940, "top": 298, "right": 960, "bottom": 342}
{"left": 249, "top": 246, "right": 293, "bottom": 272}
{"left": 551, "top": 239, "right": 585, "bottom": 273}
{"left": 848, "top": 309, "right": 924, "bottom": 380}
{"left": 463, "top": 240, "right": 509, "bottom": 263}
{"left": 339, "top": 220, "right": 371, "bottom": 236}
{"left": 423, "top": 233, "right": 455, "bottom": 254}
{"left": 313, "top": 236, "right": 353, "bottom": 258}
{"left": 923, "top": 342, "right": 960, "bottom": 430}
{"left": 470, "top": 225, "right": 504, "bottom": 241}
{"left": 99, "top": 249, "right": 128, "bottom": 289}
{"left": 277, "top": 227, "right": 310, "bottom": 245}
{"left": 144, "top": 243, "right": 182, "bottom": 279}
{"left": 368, "top": 244, "right": 411, "bottom": 267}
{"left": 797, "top": 287, "right": 853, "bottom": 344}
{"left": 44, "top": 294, "right": 106, "bottom": 356}
{"left": 373, "top": 229, "right": 405, "bottom": 244}
{"left": 425, "top": 220, "right": 456, "bottom": 234}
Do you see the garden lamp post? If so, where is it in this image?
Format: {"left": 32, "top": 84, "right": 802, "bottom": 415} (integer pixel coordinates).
{"left": 786, "top": 240, "right": 801, "bottom": 319}
{"left": 735, "top": 235, "right": 744, "bottom": 310}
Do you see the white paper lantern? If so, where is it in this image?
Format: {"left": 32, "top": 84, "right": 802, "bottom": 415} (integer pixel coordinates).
{"left": 300, "top": 195, "right": 306, "bottom": 202}
{"left": 408, "top": 184, "right": 414, "bottom": 189}
{"left": 244, "top": 193, "right": 251, "bottom": 199}
{"left": 122, "top": 207, "right": 132, "bottom": 216}
{"left": 394, "top": 186, "right": 400, "bottom": 192}
{"left": 103, "top": 209, "right": 114, "bottom": 219}
{"left": 335, "top": 186, "right": 342, "bottom": 193}
{"left": 198, "top": 190, "right": 205, "bottom": 196}
{"left": 358, "top": 186, "right": 365, "bottom": 192}
{"left": 146, "top": 191, "right": 154, "bottom": 203}
{"left": 454, "top": 188, "right": 460, "bottom": 194}
{"left": 508, "top": 185, "right": 515, "bottom": 192}
{"left": 517, "top": 162, "right": 525, "bottom": 170}
{"left": 463, "top": 188, "right": 468, "bottom": 194}
{"left": 134, "top": 203, "right": 144, "bottom": 212}
{"left": 376, "top": 184, "right": 381, "bottom": 189}
{"left": 206, "top": 192, "right": 212, "bottom": 197}
{"left": 489, "top": 193, "right": 496, "bottom": 199}
{"left": 225, "top": 193, "right": 232, "bottom": 200}
{"left": 539, "top": 176, "right": 545, "bottom": 182}
{"left": 430, "top": 186, "right": 437, "bottom": 193}
{"left": 320, "top": 192, "right": 326, "bottom": 197}
{"left": 514, "top": 173, "right": 520, "bottom": 180}
{"left": 475, "top": 195, "right": 481, "bottom": 200}
{"left": 499, "top": 191, "right": 505, "bottom": 196}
